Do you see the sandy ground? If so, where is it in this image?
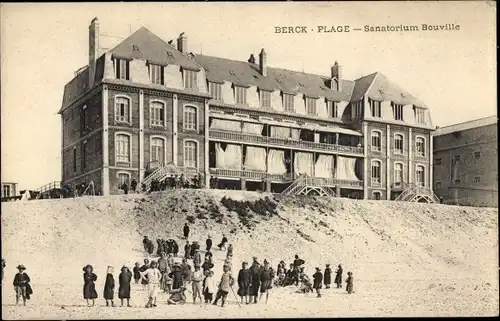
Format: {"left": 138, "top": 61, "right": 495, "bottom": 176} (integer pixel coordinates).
{"left": 1, "top": 190, "right": 498, "bottom": 318}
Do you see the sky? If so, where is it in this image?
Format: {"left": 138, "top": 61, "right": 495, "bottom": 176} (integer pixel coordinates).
{"left": 1, "top": 2, "right": 496, "bottom": 191}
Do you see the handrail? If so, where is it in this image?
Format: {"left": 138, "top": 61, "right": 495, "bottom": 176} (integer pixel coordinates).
{"left": 282, "top": 175, "right": 307, "bottom": 196}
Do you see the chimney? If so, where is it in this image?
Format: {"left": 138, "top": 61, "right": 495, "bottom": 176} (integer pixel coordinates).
{"left": 177, "top": 32, "right": 187, "bottom": 53}
{"left": 88, "top": 17, "right": 100, "bottom": 89}
{"left": 330, "top": 61, "right": 342, "bottom": 91}
{"left": 248, "top": 54, "right": 256, "bottom": 64}
{"left": 259, "top": 48, "right": 267, "bottom": 77}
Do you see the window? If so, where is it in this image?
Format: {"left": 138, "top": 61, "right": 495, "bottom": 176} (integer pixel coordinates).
{"left": 474, "top": 176, "right": 480, "bottom": 183}
{"left": 371, "top": 160, "right": 381, "bottom": 185}
{"left": 283, "top": 94, "right": 295, "bottom": 112}
{"left": 415, "top": 137, "right": 425, "bottom": 157}
{"left": 351, "top": 101, "right": 363, "bottom": 119}
{"left": 115, "top": 96, "right": 131, "bottom": 123}
{"left": 373, "top": 191, "right": 381, "bottom": 200}
{"left": 306, "top": 97, "right": 317, "bottom": 115}
{"left": 454, "top": 179, "right": 461, "bottom": 184}
{"left": 474, "top": 151, "right": 481, "bottom": 159}
{"left": 149, "top": 63, "right": 164, "bottom": 85}
{"left": 150, "top": 101, "right": 165, "bottom": 126}
{"left": 394, "top": 163, "right": 403, "bottom": 183}
{"left": 114, "top": 58, "right": 130, "bottom": 80}
{"left": 416, "top": 165, "right": 425, "bottom": 187}
{"left": 184, "top": 141, "right": 198, "bottom": 169}
{"left": 435, "top": 182, "right": 442, "bottom": 188}
{"left": 81, "top": 105, "right": 88, "bottom": 132}
{"left": 391, "top": 102, "right": 404, "bottom": 121}
{"left": 454, "top": 155, "right": 461, "bottom": 163}
{"left": 150, "top": 137, "right": 165, "bottom": 165}
{"left": 414, "top": 107, "right": 426, "bottom": 124}
{"left": 116, "top": 134, "right": 131, "bottom": 164}
{"left": 371, "top": 131, "right": 381, "bottom": 152}
{"left": 183, "top": 106, "right": 197, "bottom": 131}
{"left": 435, "top": 158, "right": 442, "bottom": 165}
{"left": 394, "top": 134, "right": 403, "bottom": 154}
{"left": 183, "top": 70, "right": 198, "bottom": 90}
{"left": 209, "top": 82, "right": 222, "bottom": 101}
{"left": 369, "top": 98, "right": 382, "bottom": 118}
{"left": 82, "top": 141, "right": 87, "bottom": 170}
{"left": 235, "top": 86, "right": 247, "bottom": 104}
{"left": 260, "top": 90, "right": 271, "bottom": 108}
{"left": 327, "top": 101, "right": 338, "bottom": 118}
{"left": 73, "top": 147, "right": 77, "bottom": 172}
{"left": 117, "top": 172, "right": 130, "bottom": 187}
{"left": 3, "top": 185, "right": 11, "bottom": 198}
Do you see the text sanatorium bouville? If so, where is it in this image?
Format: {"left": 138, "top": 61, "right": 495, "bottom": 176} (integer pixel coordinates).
{"left": 274, "top": 24, "right": 460, "bottom": 34}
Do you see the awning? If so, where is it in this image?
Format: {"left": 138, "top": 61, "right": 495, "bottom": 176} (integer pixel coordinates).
{"left": 258, "top": 118, "right": 301, "bottom": 129}
{"left": 301, "top": 124, "right": 362, "bottom": 136}
{"left": 209, "top": 112, "right": 261, "bottom": 123}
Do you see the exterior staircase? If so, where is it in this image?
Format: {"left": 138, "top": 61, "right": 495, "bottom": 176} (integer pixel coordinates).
{"left": 141, "top": 163, "right": 189, "bottom": 192}
{"left": 281, "top": 175, "right": 337, "bottom": 197}
{"left": 394, "top": 183, "right": 440, "bottom": 203}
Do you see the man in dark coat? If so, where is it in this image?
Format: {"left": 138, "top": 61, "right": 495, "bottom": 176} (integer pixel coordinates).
{"left": 157, "top": 252, "right": 169, "bottom": 290}
{"left": 168, "top": 263, "right": 184, "bottom": 290}
{"left": 184, "top": 241, "right": 191, "bottom": 259}
{"left": 143, "top": 236, "right": 150, "bottom": 254}
{"left": 171, "top": 239, "right": 179, "bottom": 257}
{"left": 237, "top": 261, "right": 252, "bottom": 304}
{"left": 156, "top": 239, "right": 163, "bottom": 257}
{"left": 335, "top": 264, "right": 343, "bottom": 288}
{"left": 13, "top": 264, "right": 32, "bottom": 306}
{"left": 147, "top": 239, "right": 155, "bottom": 256}
{"left": 180, "top": 259, "right": 192, "bottom": 285}
{"left": 130, "top": 178, "right": 138, "bottom": 193}
{"left": 259, "top": 260, "right": 275, "bottom": 304}
{"left": 206, "top": 235, "right": 213, "bottom": 252}
{"left": 183, "top": 223, "right": 190, "bottom": 239}
{"left": 313, "top": 267, "right": 323, "bottom": 298}
{"left": 201, "top": 257, "right": 214, "bottom": 274}
{"left": 249, "top": 257, "right": 261, "bottom": 304}
{"left": 140, "top": 259, "right": 150, "bottom": 289}
{"left": 324, "top": 264, "right": 332, "bottom": 289}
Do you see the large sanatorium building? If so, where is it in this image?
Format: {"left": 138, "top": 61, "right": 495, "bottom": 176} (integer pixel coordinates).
{"left": 59, "top": 18, "right": 438, "bottom": 201}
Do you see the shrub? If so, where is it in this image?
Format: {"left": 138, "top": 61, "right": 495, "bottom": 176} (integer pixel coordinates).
{"left": 186, "top": 215, "right": 196, "bottom": 224}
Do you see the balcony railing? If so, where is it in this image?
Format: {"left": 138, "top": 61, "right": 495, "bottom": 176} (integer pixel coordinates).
{"left": 209, "top": 130, "right": 363, "bottom": 155}
{"left": 209, "top": 168, "right": 363, "bottom": 188}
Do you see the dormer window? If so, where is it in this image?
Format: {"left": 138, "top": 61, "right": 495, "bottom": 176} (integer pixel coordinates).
{"left": 234, "top": 86, "right": 247, "bottom": 105}
{"left": 414, "top": 106, "right": 426, "bottom": 124}
{"left": 326, "top": 100, "right": 338, "bottom": 118}
{"left": 369, "top": 98, "right": 382, "bottom": 118}
{"left": 113, "top": 58, "right": 130, "bottom": 80}
{"left": 209, "top": 82, "right": 222, "bottom": 101}
{"left": 149, "top": 63, "right": 165, "bottom": 85}
{"left": 305, "top": 97, "right": 317, "bottom": 116}
{"left": 391, "top": 102, "right": 404, "bottom": 121}
{"left": 260, "top": 90, "right": 271, "bottom": 108}
{"left": 183, "top": 69, "right": 198, "bottom": 90}
{"left": 283, "top": 93, "right": 295, "bottom": 112}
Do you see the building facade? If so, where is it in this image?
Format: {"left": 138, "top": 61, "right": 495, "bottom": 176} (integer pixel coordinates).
{"left": 1, "top": 182, "right": 18, "bottom": 198}
{"left": 60, "top": 18, "right": 436, "bottom": 199}
{"left": 433, "top": 116, "right": 498, "bottom": 207}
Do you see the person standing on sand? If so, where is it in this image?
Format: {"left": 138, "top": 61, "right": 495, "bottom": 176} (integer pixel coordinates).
{"left": 203, "top": 270, "right": 216, "bottom": 304}
{"left": 202, "top": 257, "right": 214, "bottom": 275}
{"left": 183, "top": 223, "right": 190, "bottom": 239}
{"left": 191, "top": 264, "right": 204, "bottom": 304}
{"left": 324, "top": 264, "right": 332, "bottom": 289}
{"left": 346, "top": 272, "right": 353, "bottom": 294}
{"left": 249, "top": 257, "right": 261, "bottom": 304}
{"left": 140, "top": 259, "right": 150, "bottom": 290}
{"left": 167, "top": 253, "right": 175, "bottom": 269}
{"left": 141, "top": 260, "right": 161, "bottom": 308}
{"left": 218, "top": 234, "right": 228, "bottom": 251}
{"left": 206, "top": 235, "right": 213, "bottom": 252}
{"left": 213, "top": 264, "right": 234, "bottom": 307}
{"left": 181, "top": 258, "right": 192, "bottom": 285}
{"left": 157, "top": 252, "right": 168, "bottom": 291}
{"left": 193, "top": 249, "right": 202, "bottom": 267}
{"left": 13, "top": 264, "right": 32, "bottom": 306}
{"left": 205, "top": 250, "right": 213, "bottom": 264}
{"left": 184, "top": 241, "right": 191, "bottom": 259}
{"left": 118, "top": 266, "right": 132, "bottom": 307}
{"left": 163, "top": 264, "right": 173, "bottom": 294}
{"left": 335, "top": 264, "right": 343, "bottom": 288}
{"left": 133, "top": 262, "right": 141, "bottom": 284}
{"left": 237, "top": 261, "right": 252, "bottom": 304}
{"left": 103, "top": 266, "right": 116, "bottom": 307}
{"left": 169, "top": 262, "right": 184, "bottom": 290}
{"left": 130, "top": 178, "right": 137, "bottom": 193}
{"left": 83, "top": 264, "right": 98, "bottom": 307}
{"left": 143, "top": 236, "right": 150, "bottom": 254}
{"left": 226, "top": 244, "right": 233, "bottom": 258}
{"left": 259, "top": 260, "right": 274, "bottom": 304}
{"left": 313, "top": 267, "right": 323, "bottom": 298}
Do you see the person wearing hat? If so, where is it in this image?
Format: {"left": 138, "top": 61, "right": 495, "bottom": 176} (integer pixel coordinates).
{"left": 312, "top": 267, "right": 323, "bottom": 298}
{"left": 169, "top": 262, "right": 184, "bottom": 290}
{"left": 103, "top": 266, "right": 116, "bottom": 307}
{"left": 83, "top": 264, "right": 98, "bottom": 306}
{"left": 237, "top": 261, "right": 252, "bottom": 304}
{"left": 249, "top": 257, "right": 261, "bottom": 304}
{"left": 324, "top": 264, "right": 332, "bottom": 289}
{"left": 202, "top": 270, "right": 216, "bottom": 304}
{"left": 345, "top": 271, "right": 354, "bottom": 294}
{"left": 191, "top": 264, "right": 204, "bottom": 304}
{"left": 193, "top": 249, "right": 202, "bottom": 267}
{"left": 206, "top": 235, "right": 213, "bottom": 252}
{"left": 13, "top": 264, "right": 32, "bottom": 306}
{"left": 213, "top": 264, "right": 234, "bottom": 307}
{"left": 140, "top": 260, "right": 161, "bottom": 308}
{"left": 335, "top": 264, "right": 343, "bottom": 289}
{"left": 118, "top": 266, "right": 132, "bottom": 307}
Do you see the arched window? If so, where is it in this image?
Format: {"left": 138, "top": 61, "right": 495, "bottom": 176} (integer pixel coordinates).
{"left": 115, "top": 133, "right": 131, "bottom": 164}
{"left": 371, "top": 131, "right": 381, "bottom": 152}
{"left": 394, "top": 162, "right": 403, "bottom": 184}
{"left": 373, "top": 191, "right": 382, "bottom": 200}
{"left": 371, "top": 160, "right": 382, "bottom": 185}
{"left": 150, "top": 137, "right": 165, "bottom": 165}
{"left": 150, "top": 101, "right": 165, "bottom": 126}
{"left": 416, "top": 136, "right": 425, "bottom": 157}
{"left": 184, "top": 140, "right": 198, "bottom": 169}
{"left": 183, "top": 106, "right": 197, "bottom": 131}
{"left": 115, "top": 96, "right": 131, "bottom": 123}
{"left": 416, "top": 165, "right": 425, "bottom": 187}
{"left": 394, "top": 134, "right": 404, "bottom": 154}
{"left": 117, "top": 172, "right": 130, "bottom": 188}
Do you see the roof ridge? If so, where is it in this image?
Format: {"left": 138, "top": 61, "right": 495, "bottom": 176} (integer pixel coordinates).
{"left": 437, "top": 115, "right": 498, "bottom": 129}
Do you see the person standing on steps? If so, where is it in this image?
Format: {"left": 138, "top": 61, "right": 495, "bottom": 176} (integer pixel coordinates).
{"left": 118, "top": 266, "right": 132, "bottom": 307}
{"left": 335, "top": 264, "right": 343, "bottom": 288}
{"left": 237, "top": 261, "right": 252, "bottom": 304}
{"left": 83, "top": 264, "right": 98, "bottom": 307}
{"left": 191, "top": 264, "right": 204, "bottom": 304}
{"left": 249, "top": 257, "right": 261, "bottom": 304}
{"left": 141, "top": 260, "right": 161, "bottom": 308}
{"left": 183, "top": 223, "right": 190, "bottom": 240}
{"left": 13, "top": 264, "right": 32, "bottom": 306}
{"left": 346, "top": 272, "right": 354, "bottom": 294}
{"left": 213, "top": 264, "right": 234, "bottom": 307}
{"left": 206, "top": 235, "right": 213, "bottom": 252}
{"left": 313, "top": 267, "right": 323, "bottom": 298}
{"left": 103, "top": 266, "right": 116, "bottom": 307}
{"left": 324, "top": 264, "right": 332, "bottom": 289}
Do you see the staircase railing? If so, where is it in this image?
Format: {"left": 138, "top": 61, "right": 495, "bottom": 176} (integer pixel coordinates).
{"left": 281, "top": 175, "right": 306, "bottom": 196}
{"left": 141, "top": 163, "right": 192, "bottom": 192}
{"left": 395, "top": 183, "right": 440, "bottom": 203}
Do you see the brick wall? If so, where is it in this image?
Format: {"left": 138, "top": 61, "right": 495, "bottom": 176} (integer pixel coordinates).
{"left": 109, "top": 168, "right": 140, "bottom": 194}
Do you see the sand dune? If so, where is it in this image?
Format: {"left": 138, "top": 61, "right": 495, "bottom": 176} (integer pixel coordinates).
{"left": 1, "top": 190, "right": 498, "bottom": 318}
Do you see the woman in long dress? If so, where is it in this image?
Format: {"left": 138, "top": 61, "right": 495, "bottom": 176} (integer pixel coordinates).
{"left": 103, "top": 266, "right": 115, "bottom": 307}
{"left": 334, "top": 264, "right": 343, "bottom": 288}
{"left": 83, "top": 264, "right": 98, "bottom": 307}
{"left": 118, "top": 266, "right": 132, "bottom": 307}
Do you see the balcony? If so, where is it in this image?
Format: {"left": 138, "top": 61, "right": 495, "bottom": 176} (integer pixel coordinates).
{"left": 209, "top": 168, "right": 363, "bottom": 189}
{"left": 209, "top": 130, "right": 364, "bottom": 156}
